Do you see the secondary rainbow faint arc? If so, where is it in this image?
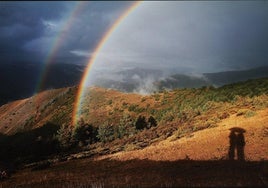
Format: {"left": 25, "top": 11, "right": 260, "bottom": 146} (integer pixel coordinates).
{"left": 72, "top": 1, "right": 141, "bottom": 125}
{"left": 35, "top": 1, "right": 86, "bottom": 94}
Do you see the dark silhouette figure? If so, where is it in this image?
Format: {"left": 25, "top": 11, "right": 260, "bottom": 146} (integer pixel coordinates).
{"left": 228, "top": 127, "right": 246, "bottom": 161}
{"left": 228, "top": 130, "right": 237, "bottom": 160}
{"left": 236, "top": 132, "right": 245, "bottom": 161}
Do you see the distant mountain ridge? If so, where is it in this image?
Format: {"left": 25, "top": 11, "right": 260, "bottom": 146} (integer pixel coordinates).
{"left": 1, "top": 63, "right": 268, "bottom": 105}
{"left": 93, "top": 66, "right": 268, "bottom": 92}
{"left": 158, "top": 66, "right": 268, "bottom": 90}
{"left": 204, "top": 66, "right": 268, "bottom": 86}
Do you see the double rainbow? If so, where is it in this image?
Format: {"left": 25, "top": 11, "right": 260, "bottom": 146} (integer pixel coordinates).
{"left": 31, "top": 1, "right": 140, "bottom": 124}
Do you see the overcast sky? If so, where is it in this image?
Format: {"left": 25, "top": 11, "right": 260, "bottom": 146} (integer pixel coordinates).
{"left": 0, "top": 1, "right": 267, "bottom": 74}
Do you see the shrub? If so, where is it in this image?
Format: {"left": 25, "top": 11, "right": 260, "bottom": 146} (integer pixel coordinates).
{"left": 97, "top": 122, "right": 114, "bottom": 143}
{"left": 72, "top": 123, "right": 96, "bottom": 146}
{"left": 128, "top": 104, "right": 138, "bottom": 112}
{"left": 162, "top": 113, "right": 175, "bottom": 122}
{"left": 135, "top": 115, "right": 148, "bottom": 130}
{"left": 116, "top": 114, "right": 136, "bottom": 138}
{"left": 154, "top": 94, "right": 161, "bottom": 101}
{"left": 56, "top": 124, "right": 73, "bottom": 150}
{"left": 244, "top": 110, "right": 256, "bottom": 118}
{"left": 147, "top": 116, "right": 157, "bottom": 128}
{"left": 236, "top": 109, "right": 247, "bottom": 116}
{"left": 107, "top": 99, "right": 113, "bottom": 105}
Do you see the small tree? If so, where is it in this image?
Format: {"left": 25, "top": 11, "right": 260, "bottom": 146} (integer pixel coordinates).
{"left": 97, "top": 122, "right": 114, "bottom": 143}
{"left": 77, "top": 117, "right": 85, "bottom": 126}
{"left": 56, "top": 124, "right": 73, "bottom": 150}
{"left": 135, "top": 115, "right": 147, "bottom": 130}
{"left": 147, "top": 116, "right": 157, "bottom": 128}
{"left": 116, "top": 114, "right": 136, "bottom": 138}
{"left": 72, "top": 124, "right": 89, "bottom": 146}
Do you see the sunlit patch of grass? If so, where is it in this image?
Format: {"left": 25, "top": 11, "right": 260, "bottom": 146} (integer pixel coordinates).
{"left": 236, "top": 109, "right": 248, "bottom": 116}
{"left": 244, "top": 110, "right": 257, "bottom": 118}
{"left": 236, "top": 109, "right": 257, "bottom": 118}
{"left": 174, "top": 127, "right": 192, "bottom": 139}
{"left": 124, "top": 143, "right": 140, "bottom": 152}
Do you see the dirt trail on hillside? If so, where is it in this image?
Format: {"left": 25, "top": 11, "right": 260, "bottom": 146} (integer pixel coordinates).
{"left": 99, "top": 109, "right": 268, "bottom": 161}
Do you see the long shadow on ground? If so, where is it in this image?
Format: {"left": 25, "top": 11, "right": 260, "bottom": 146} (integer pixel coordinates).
{"left": 1, "top": 159, "right": 267, "bottom": 188}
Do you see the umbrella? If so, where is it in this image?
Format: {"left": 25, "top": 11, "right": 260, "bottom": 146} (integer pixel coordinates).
{"left": 229, "top": 127, "right": 246, "bottom": 133}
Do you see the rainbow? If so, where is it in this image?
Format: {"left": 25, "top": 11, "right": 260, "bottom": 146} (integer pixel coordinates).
{"left": 35, "top": 1, "right": 86, "bottom": 94}
{"left": 72, "top": 1, "right": 140, "bottom": 125}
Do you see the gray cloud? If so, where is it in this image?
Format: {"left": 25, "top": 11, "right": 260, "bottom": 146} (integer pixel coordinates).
{"left": 0, "top": 1, "right": 132, "bottom": 63}
{"left": 92, "top": 1, "right": 268, "bottom": 75}
{"left": 0, "top": 2, "right": 69, "bottom": 62}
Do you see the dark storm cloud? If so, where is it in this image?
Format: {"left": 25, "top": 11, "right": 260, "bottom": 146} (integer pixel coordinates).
{"left": 0, "top": 2, "right": 66, "bottom": 25}
{"left": 0, "top": 1, "right": 132, "bottom": 64}
{"left": 0, "top": 2, "right": 70, "bottom": 62}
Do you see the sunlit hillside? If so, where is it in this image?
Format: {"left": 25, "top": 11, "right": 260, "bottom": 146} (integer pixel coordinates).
{"left": 0, "top": 78, "right": 267, "bottom": 187}
{"left": 1, "top": 110, "right": 267, "bottom": 187}
{"left": 1, "top": 77, "right": 267, "bottom": 135}
{"left": 0, "top": 87, "right": 75, "bottom": 135}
